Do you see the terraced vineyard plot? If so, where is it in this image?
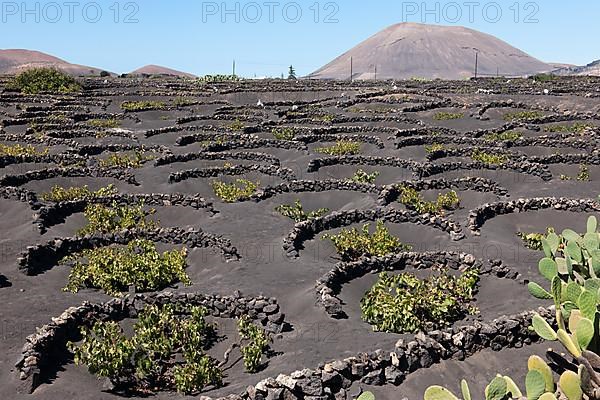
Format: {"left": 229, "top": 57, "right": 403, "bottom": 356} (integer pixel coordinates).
{"left": 1, "top": 76, "right": 600, "bottom": 400}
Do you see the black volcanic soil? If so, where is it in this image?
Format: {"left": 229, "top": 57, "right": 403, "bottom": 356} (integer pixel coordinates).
{"left": 1, "top": 76, "right": 600, "bottom": 400}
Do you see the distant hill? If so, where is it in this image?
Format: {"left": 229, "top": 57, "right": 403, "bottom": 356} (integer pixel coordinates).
{"left": 553, "top": 59, "right": 600, "bottom": 77}
{"left": 309, "top": 23, "right": 552, "bottom": 80}
{"left": 129, "top": 65, "right": 196, "bottom": 78}
{"left": 0, "top": 49, "right": 107, "bottom": 76}
{"left": 548, "top": 62, "right": 577, "bottom": 70}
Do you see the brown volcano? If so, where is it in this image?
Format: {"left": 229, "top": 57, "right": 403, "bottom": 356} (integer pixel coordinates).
{"left": 309, "top": 23, "right": 552, "bottom": 80}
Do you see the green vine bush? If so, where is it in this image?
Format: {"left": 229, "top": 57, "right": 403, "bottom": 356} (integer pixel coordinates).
{"left": 40, "top": 184, "right": 117, "bottom": 202}
{"left": 315, "top": 140, "right": 361, "bottom": 156}
{"left": 322, "top": 221, "right": 412, "bottom": 261}
{"left": 99, "top": 151, "right": 153, "bottom": 168}
{"left": 425, "top": 143, "right": 445, "bottom": 154}
{"left": 361, "top": 267, "right": 479, "bottom": 333}
{"left": 121, "top": 101, "right": 166, "bottom": 111}
{"left": 77, "top": 201, "right": 157, "bottom": 236}
{"left": 87, "top": 119, "right": 121, "bottom": 128}
{"left": 211, "top": 179, "right": 258, "bottom": 203}
{"left": 471, "top": 150, "right": 508, "bottom": 165}
{"left": 7, "top": 68, "right": 81, "bottom": 94}
{"left": 433, "top": 112, "right": 464, "bottom": 121}
{"left": 275, "top": 200, "right": 329, "bottom": 222}
{"left": 173, "top": 97, "right": 196, "bottom": 107}
{"left": 0, "top": 143, "right": 48, "bottom": 157}
{"left": 544, "top": 123, "right": 594, "bottom": 135}
{"left": 561, "top": 165, "right": 591, "bottom": 182}
{"left": 63, "top": 239, "right": 189, "bottom": 296}
{"left": 271, "top": 127, "right": 296, "bottom": 141}
{"left": 517, "top": 228, "right": 556, "bottom": 251}
{"left": 70, "top": 304, "right": 221, "bottom": 394}
{"left": 348, "top": 169, "right": 380, "bottom": 184}
{"left": 238, "top": 316, "right": 271, "bottom": 373}
{"left": 229, "top": 119, "right": 245, "bottom": 131}
{"left": 398, "top": 186, "right": 460, "bottom": 215}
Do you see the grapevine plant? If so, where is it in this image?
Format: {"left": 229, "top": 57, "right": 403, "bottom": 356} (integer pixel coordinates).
{"left": 315, "top": 140, "right": 361, "bottom": 156}
{"left": 62, "top": 239, "right": 190, "bottom": 296}
{"left": 271, "top": 127, "right": 296, "bottom": 141}
{"left": 238, "top": 316, "right": 272, "bottom": 373}
{"left": 275, "top": 200, "right": 329, "bottom": 222}
{"left": 0, "top": 143, "right": 49, "bottom": 157}
{"left": 323, "top": 221, "right": 412, "bottom": 261}
{"left": 99, "top": 151, "right": 153, "bottom": 168}
{"left": 40, "top": 184, "right": 117, "bottom": 202}
{"left": 361, "top": 267, "right": 479, "bottom": 333}
{"left": 517, "top": 228, "right": 556, "bottom": 251}
{"left": 71, "top": 304, "right": 220, "bottom": 394}
{"left": 70, "top": 304, "right": 273, "bottom": 394}
{"left": 121, "top": 101, "right": 166, "bottom": 112}
{"left": 398, "top": 186, "right": 460, "bottom": 215}
{"left": 77, "top": 201, "right": 157, "bottom": 236}
{"left": 349, "top": 169, "right": 380, "bottom": 184}
{"left": 471, "top": 150, "right": 508, "bottom": 165}
{"left": 211, "top": 179, "right": 258, "bottom": 203}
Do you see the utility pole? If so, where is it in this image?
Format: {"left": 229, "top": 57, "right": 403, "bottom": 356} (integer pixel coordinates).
{"left": 497, "top": 67, "right": 499, "bottom": 77}
{"left": 474, "top": 51, "right": 479, "bottom": 79}
{"left": 232, "top": 60, "right": 236, "bottom": 77}
{"left": 374, "top": 65, "right": 377, "bottom": 81}
{"left": 350, "top": 57, "right": 353, "bottom": 82}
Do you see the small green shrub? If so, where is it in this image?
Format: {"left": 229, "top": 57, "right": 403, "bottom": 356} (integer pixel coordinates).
{"left": 173, "top": 97, "right": 196, "bottom": 107}
{"left": 532, "top": 73, "right": 557, "bottom": 82}
{"left": 271, "top": 127, "right": 296, "bottom": 141}
{"left": 87, "top": 119, "right": 121, "bottom": 128}
{"left": 121, "top": 101, "right": 166, "bottom": 111}
{"left": 0, "top": 143, "right": 48, "bottom": 157}
{"left": 424, "top": 143, "right": 445, "bottom": 154}
{"left": 361, "top": 267, "right": 479, "bottom": 333}
{"left": 71, "top": 304, "right": 221, "bottom": 394}
{"left": 7, "top": 68, "right": 81, "bottom": 94}
{"left": 63, "top": 239, "right": 189, "bottom": 296}
{"left": 275, "top": 200, "right": 329, "bottom": 222}
{"left": 503, "top": 110, "right": 544, "bottom": 122}
{"left": 517, "top": 228, "right": 556, "bottom": 250}
{"left": 319, "top": 114, "right": 335, "bottom": 123}
{"left": 543, "top": 122, "right": 594, "bottom": 134}
{"left": 238, "top": 316, "right": 271, "bottom": 373}
{"left": 99, "top": 151, "right": 153, "bottom": 168}
{"left": 471, "top": 149, "right": 508, "bottom": 165}
{"left": 211, "top": 179, "right": 258, "bottom": 202}
{"left": 40, "top": 184, "right": 117, "bottom": 202}
{"left": 483, "top": 131, "right": 523, "bottom": 142}
{"left": 315, "top": 140, "right": 361, "bottom": 156}
{"left": 229, "top": 119, "right": 245, "bottom": 131}
{"left": 348, "top": 169, "right": 380, "bottom": 184}
{"left": 398, "top": 186, "right": 460, "bottom": 215}
{"left": 77, "top": 201, "right": 157, "bottom": 236}
{"left": 433, "top": 112, "right": 463, "bottom": 121}
{"left": 323, "top": 221, "right": 412, "bottom": 261}
{"left": 560, "top": 165, "right": 590, "bottom": 181}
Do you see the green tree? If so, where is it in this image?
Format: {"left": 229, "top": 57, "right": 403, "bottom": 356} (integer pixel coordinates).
{"left": 288, "top": 65, "right": 297, "bottom": 80}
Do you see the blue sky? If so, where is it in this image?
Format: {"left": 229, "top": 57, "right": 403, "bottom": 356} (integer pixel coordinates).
{"left": 1, "top": 0, "right": 598, "bottom": 77}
